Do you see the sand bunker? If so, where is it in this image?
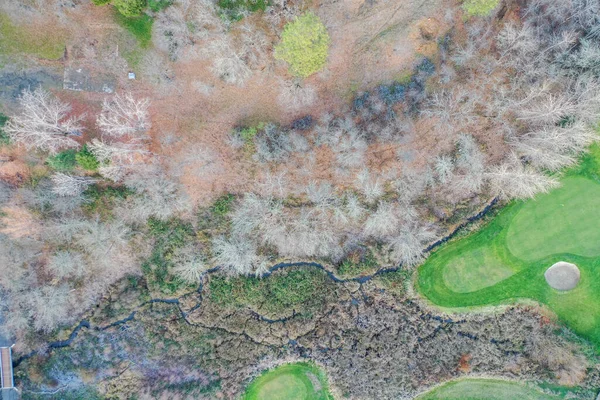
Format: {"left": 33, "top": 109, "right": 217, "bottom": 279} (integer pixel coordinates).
{"left": 544, "top": 262, "right": 580, "bottom": 291}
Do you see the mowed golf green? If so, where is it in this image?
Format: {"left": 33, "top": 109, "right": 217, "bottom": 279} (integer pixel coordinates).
{"left": 243, "top": 363, "right": 333, "bottom": 400}
{"left": 418, "top": 145, "right": 600, "bottom": 346}
{"left": 416, "top": 379, "right": 560, "bottom": 400}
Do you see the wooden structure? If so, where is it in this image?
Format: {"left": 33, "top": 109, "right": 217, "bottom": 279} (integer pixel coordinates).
{"left": 0, "top": 346, "right": 14, "bottom": 390}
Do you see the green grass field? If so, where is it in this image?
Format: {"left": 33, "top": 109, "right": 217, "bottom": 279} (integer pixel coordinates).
{"left": 416, "top": 378, "right": 559, "bottom": 400}
{"left": 417, "top": 145, "right": 600, "bottom": 347}
{"left": 242, "top": 363, "right": 333, "bottom": 400}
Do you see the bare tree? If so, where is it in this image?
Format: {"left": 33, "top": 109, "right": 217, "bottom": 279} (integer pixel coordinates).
{"left": 97, "top": 93, "right": 151, "bottom": 139}
{"left": 388, "top": 222, "right": 436, "bottom": 267}
{"left": 4, "top": 88, "right": 83, "bottom": 153}
{"left": 511, "top": 121, "right": 596, "bottom": 171}
{"left": 173, "top": 253, "right": 208, "bottom": 283}
{"left": 344, "top": 193, "right": 365, "bottom": 221}
{"left": 47, "top": 250, "right": 86, "bottom": 279}
{"left": 26, "top": 285, "right": 72, "bottom": 333}
{"left": 485, "top": 162, "right": 560, "bottom": 199}
{"left": 212, "top": 234, "right": 265, "bottom": 275}
{"left": 306, "top": 181, "right": 334, "bottom": 206}
{"left": 88, "top": 138, "right": 149, "bottom": 166}
{"left": 454, "top": 133, "right": 485, "bottom": 193}
{"left": 434, "top": 155, "right": 455, "bottom": 184}
{"left": 278, "top": 79, "right": 317, "bottom": 110}
{"left": 209, "top": 39, "right": 252, "bottom": 86}
{"left": 363, "top": 202, "right": 399, "bottom": 240}
{"left": 262, "top": 208, "right": 339, "bottom": 259}
{"left": 51, "top": 173, "right": 96, "bottom": 197}
{"left": 119, "top": 167, "right": 191, "bottom": 221}
{"left": 231, "top": 193, "right": 277, "bottom": 236}
{"left": 356, "top": 169, "right": 384, "bottom": 204}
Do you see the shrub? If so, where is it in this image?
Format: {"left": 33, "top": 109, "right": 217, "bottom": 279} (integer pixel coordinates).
{"left": 92, "top": 0, "right": 111, "bottom": 4}
{"left": 462, "top": 0, "right": 499, "bottom": 17}
{"left": 0, "top": 114, "right": 9, "bottom": 146}
{"left": 208, "top": 268, "right": 331, "bottom": 315}
{"left": 211, "top": 194, "right": 235, "bottom": 217}
{"left": 291, "top": 115, "right": 313, "bottom": 130}
{"left": 274, "top": 12, "right": 330, "bottom": 78}
{"left": 113, "top": 0, "right": 147, "bottom": 18}
{"left": 46, "top": 150, "right": 77, "bottom": 171}
{"left": 239, "top": 127, "right": 258, "bottom": 143}
{"left": 76, "top": 145, "right": 100, "bottom": 171}
{"left": 337, "top": 248, "right": 378, "bottom": 278}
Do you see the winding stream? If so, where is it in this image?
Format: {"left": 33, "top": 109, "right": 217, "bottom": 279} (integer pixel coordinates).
{"left": 13, "top": 197, "right": 498, "bottom": 368}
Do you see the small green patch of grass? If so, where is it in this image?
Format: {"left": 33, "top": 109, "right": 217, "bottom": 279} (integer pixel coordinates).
{"left": 416, "top": 378, "right": 559, "bottom": 400}
{"left": 115, "top": 11, "right": 154, "bottom": 49}
{"left": 461, "top": 0, "right": 499, "bottom": 17}
{"left": 217, "top": 0, "right": 268, "bottom": 21}
{"left": 208, "top": 267, "right": 333, "bottom": 317}
{"left": 243, "top": 363, "right": 333, "bottom": 400}
{"left": 46, "top": 150, "right": 77, "bottom": 171}
{"left": 442, "top": 246, "right": 516, "bottom": 293}
{"left": 0, "top": 13, "right": 65, "bottom": 60}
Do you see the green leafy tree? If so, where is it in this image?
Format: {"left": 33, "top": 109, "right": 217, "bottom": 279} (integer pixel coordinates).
{"left": 113, "top": 0, "right": 146, "bottom": 17}
{"left": 76, "top": 145, "right": 100, "bottom": 171}
{"left": 274, "top": 12, "right": 330, "bottom": 78}
{"left": 47, "top": 150, "right": 77, "bottom": 171}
